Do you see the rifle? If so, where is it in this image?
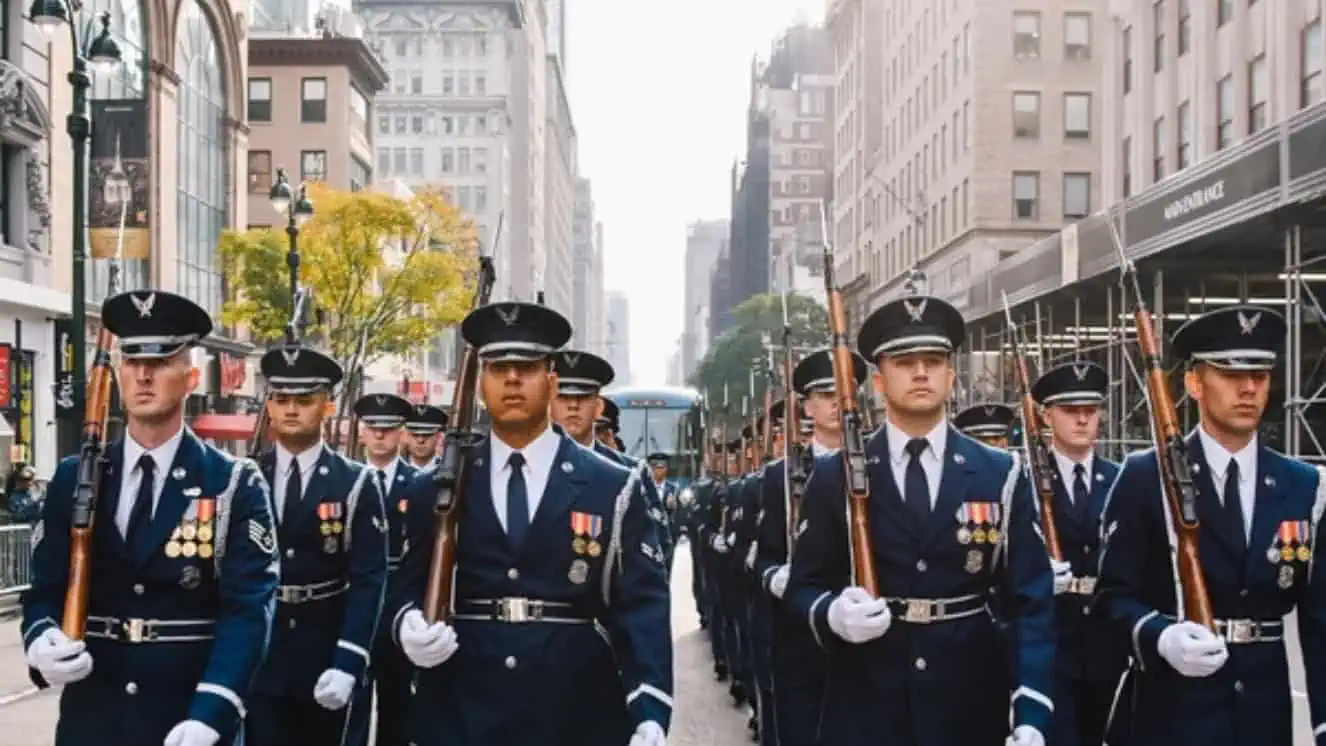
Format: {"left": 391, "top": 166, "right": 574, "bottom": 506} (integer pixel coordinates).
{"left": 422, "top": 226, "right": 500, "bottom": 623}
{"left": 818, "top": 201, "right": 877, "bottom": 596}
{"left": 333, "top": 326, "right": 370, "bottom": 454}
{"left": 1108, "top": 219, "right": 1212, "bottom": 628}
{"left": 760, "top": 353, "right": 775, "bottom": 461}
{"left": 62, "top": 200, "right": 131, "bottom": 639}
{"left": 1001, "top": 292, "right": 1063, "bottom": 561}
{"left": 778, "top": 276, "right": 805, "bottom": 556}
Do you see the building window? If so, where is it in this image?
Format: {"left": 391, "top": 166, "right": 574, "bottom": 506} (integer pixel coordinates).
{"left": 1249, "top": 55, "right": 1268, "bottom": 133}
{"left": 301, "top": 77, "right": 327, "bottom": 122}
{"left": 247, "top": 77, "right": 271, "bottom": 122}
{"left": 301, "top": 150, "right": 327, "bottom": 183}
{"left": 1177, "top": 100, "right": 1193, "bottom": 169}
{"left": 1153, "top": 1, "right": 1165, "bottom": 72}
{"left": 1177, "top": 0, "right": 1191, "bottom": 56}
{"left": 1063, "top": 173, "right": 1091, "bottom": 219}
{"left": 1065, "top": 13, "right": 1091, "bottom": 61}
{"left": 1013, "top": 91, "right": 1041, "bottom": 137}
{"left": 248, "top": 151, "right": 271, "bottom": 194}
{"left": 349, "top": 86, "right": 368, "bottom": 133}
{"left": 1303, "top": 21, "right": 1323, "bottom": 108}
{"left": 175, "top": 0, "right": 227, "bottom": 318}
{"left": 1218, "top": 0, "right": 1233, "bottom": 26}
{"left": 1152, "top": 116, "right": 1165, "bottom": 181}
{"left": 409, "top": 148, "right": 424, "bottom": 175}
{"left": 1217, "top": 74, "right": 1235, "bottom": 149}
{"left": 350, "top": 157, "right": 370, "bottom": 192}
{"left": 1122, "top": 136, "right": 1133, "bottom": 196}
{"left": 1013, "top": 172, "right": 1039, "bottom": 219}
{"left": 1014, "top": 12, "right": 1040, "bottom": 59}
{"left": 1064, "top": 93, "right": 1091, "bottom": 139}
{"left": 1123, "top": 26, "right": 1133, "bottom": 94}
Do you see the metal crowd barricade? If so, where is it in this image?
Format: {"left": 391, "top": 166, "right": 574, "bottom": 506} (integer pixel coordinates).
{"left": 0, "top": 523, "right": 33, "bottom": 599}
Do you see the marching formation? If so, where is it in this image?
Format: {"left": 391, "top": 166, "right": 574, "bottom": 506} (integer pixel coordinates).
{"left": 11, "top": 216, "right": 1326, "bottom": 746}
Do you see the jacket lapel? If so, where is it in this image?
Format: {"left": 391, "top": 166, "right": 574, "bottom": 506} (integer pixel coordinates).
{"left": 1246, "top": 447, "right": 1289, "bottom": 579}
{"left": 1049, "top": 471, "right": 1084, "bottom": 536}
{"left": 1189, "top": 434, "right": 1245, "bottom": 561}
{"left": 864, "top": 427, "right": 919, "bottom": 543}
{"left": 300, "top": 445, "right": 334, "bottom": 519}
{"left": 925, "top": 429, "right": 978, "bottom": 549}
{"left": 259, "top": 450, "right": 277, "bottom": 516}
{"left": 1086, "top": 460, "right": 1117, "bottom": 529}
{"left": 98, "top": 440, "right": 129, "bottom": 556}
{"left": 134, "top": 431, "right": 203, "bottom": 567}
{"left": 465, "top": 439, "right": 502, "bottom": 540}
{"left": 526, "top": 435, "right": 588, "bottom": 549}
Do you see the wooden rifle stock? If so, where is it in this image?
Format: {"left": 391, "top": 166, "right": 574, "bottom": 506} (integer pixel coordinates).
{"left": 62, "top": 325, "right": 116, "bottom": 639}
{"left": 423, "top": 256, "right": 496, "bottom": 623}
{"left": 1111, "top": 226, "right": 1212, "bottom": 628}
{"left": 821, "top": 240, "right": 877, "bottom": 595}
{"left": 1000, "top": 294, "right": 1062, "bottom": 561}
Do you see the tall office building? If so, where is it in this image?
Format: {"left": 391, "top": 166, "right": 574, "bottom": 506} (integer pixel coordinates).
{"left": 605, "top": 290, "right": 631, "bottom": 385}
{"left": 826, "top": 0, "right": 1105, "bottom": 319}
{"left": 571, "top": 177, "right": 606, "bottom": 350}
{"left": 682, "top": 219, "right": 726, "bottom": 379}
{"left": 544, "top": 55, "right": 576, "bottom": 316}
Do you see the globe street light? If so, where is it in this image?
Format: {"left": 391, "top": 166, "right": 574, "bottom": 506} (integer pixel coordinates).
{"left": 29, "top": 0, "right": 122, "bottom": 432}
{"left": 269, "top": 167, "right": 314, "bottom": 321}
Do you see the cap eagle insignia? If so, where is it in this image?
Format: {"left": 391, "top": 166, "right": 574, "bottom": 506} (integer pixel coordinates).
{"left": 903, "top": 298, "right": 928, "bottom": 323}
{"left": 563, "top": 352, "right": 582, "bottom": 368}
{"left": 984, "top": 406, "right": 996, "bottom": 417}
{"left": 130, "top": 293, "right": 156, "bottom": 319}
{"left": 495, "top": 305, "right": 520, "bottom": 326}
{"left": 1237, "top": 310, "right": 1262, "bottom": 336}
{"left": 375, "top": 395, "right": 388, "bottom": 406}
{"left": 280, "top": 347, "right": 300, "bottom": 367}
{"left": 1073, "top": 364, "right": 1090, "bottom": 381}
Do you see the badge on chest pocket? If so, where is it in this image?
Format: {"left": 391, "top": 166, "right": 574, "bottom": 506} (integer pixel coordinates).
{"left": 954, "top": 501, "right": 1002, "bottom": 546}
{"left": 1267, "top": 520, "right": 1312, "bottom": 565}
{"left": 166, "top": 496, "right": 217, "bottom": 560}
{"left": 318, "top": 502, "right": 345, "bottom": 554}
{"left": 571, "top": 511, "right": 604, "bottom": 558}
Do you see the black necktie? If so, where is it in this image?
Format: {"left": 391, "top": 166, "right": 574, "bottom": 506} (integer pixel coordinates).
{"left": 507, "top": 452, "right": 530, "bottom": 546}
{"left": 126, "top": 454, "right": 155, "bottom": 546}
{"left": 904, "top": 438, "right": 931, "bottom": 520}
{"left": 1224, "top": 460, "right": 1246, "bottom": 547}
{"left": 283, "top": 460, "right": 303, "bottom": 528}
{"left": 1072, "top": 463, "right": 1090, "bottom": 519}
{"left": 377, "top": 469, "right": 389, "bottom": 499}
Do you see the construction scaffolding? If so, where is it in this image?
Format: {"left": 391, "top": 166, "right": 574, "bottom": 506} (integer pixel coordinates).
{"left": 957, "top": 215, "right": 1326, "bottom": 462}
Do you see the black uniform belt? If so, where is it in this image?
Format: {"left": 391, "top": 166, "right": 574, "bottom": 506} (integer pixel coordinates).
{"left": 277, "top": 578, "right": 348, "bottom": 604}
{"left": 85, "top": 615, "right": 215, "bottom": 643}
{"left": 885, "top": 594, "right": 987, "bottom": 624}
{"left": 1162, "top": 615, "right": 1284, "bottom": 643}
{"left": 453, "top": 597, "right": 595, "bottom": 624}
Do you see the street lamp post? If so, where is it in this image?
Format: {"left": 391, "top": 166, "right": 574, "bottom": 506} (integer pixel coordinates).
{"left": 268, "top": 167, "right": 314, "bottom": 328}
{"left": 28, "top": 0, "right": 122, "bottom": 429}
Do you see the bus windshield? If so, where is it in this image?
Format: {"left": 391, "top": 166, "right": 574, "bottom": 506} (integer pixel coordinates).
{"left": 615, "top": 407, "right": 695, "bottom": 482}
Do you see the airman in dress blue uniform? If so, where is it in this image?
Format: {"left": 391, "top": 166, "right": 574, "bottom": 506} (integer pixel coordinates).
{"left": 752, "top": 348, "right": 867, "bottom": 746}
{"left": 21, "top": 290, "right": 279, "bottom": 746}
{"left": 1028, "top": 361, "right": 1123, "bottom": 746}
{"left": 344, "top": 393, "right": 418, "bottom": 746}
{"left": 785, "top": 295, "right": 1055, "bottom": 746}
{"left": 953, "top": 403, "right": 1016, "bottom": 449}
{"left": 388, "top": 301, "right": 674, "bottom": 746}
{"left": 247, "top": 346, "right": 388, "bottom": 746}
{"left": 1097, "top": 305, "right": 1326, "bottom": 746}
{"left": 647, "top": 453, "right": 682, "bottom": 571}
{"left": 403, "top": 404, "right": 448, "bottom": 470}
{"left": 595, "top": 398, "right": 622, "bottom": 450}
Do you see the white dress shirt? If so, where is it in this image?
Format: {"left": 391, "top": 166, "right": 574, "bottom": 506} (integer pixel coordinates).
{"left": 489, "top": 425, "right": 561, "bottom": 533}
{"left": 116, "top": 427, "right": 185, "bottom": 537}
{"left": 369, "top": 458, "right": 399, "bottom": 497}
{"left": 274, "top": 442, "right": 323, "bottom": 518}
{"left": 811, "top": 440, "right": 838, "bottom": 457}
{"left": 1197, "top": 426, "right": 1257, "bottom": 542}
{"left": 1052, "top": 449, "right": 1095, "bottom": 506}
{"left": 885, "top": 419, "right": 948, "bottom": 508}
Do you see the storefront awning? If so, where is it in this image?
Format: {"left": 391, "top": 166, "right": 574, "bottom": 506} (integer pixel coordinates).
{"left": 191, "top": 414, "right": 257, "bottom": 441}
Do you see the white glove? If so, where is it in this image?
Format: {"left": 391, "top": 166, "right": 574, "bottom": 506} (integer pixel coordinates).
{"left": 769, "top": 565, "right": 790, "bottom": 599}
{"left": 826, "top": 586, "right": 892, "bottom": 644}
{"left": 1008, "top": 725, "right": 1045, "bottom": 746}
{"left": 25, "top": 628, "right": 93, "bottom": 685}
{"left": 711, "top": 535, "right": 729, "bottom": 553}
{"left": 1051, "top": 559, "right": 1073, "bottom": 595}
{"left": 1157, "top": 621, "right": 1229, "bottom": 677}
{"left": 726, "top": 532, "right": 736, "bottom": 546}
{"left": 398, "top": 608, "right": 459, "bottom": 668}
{"left": 628, "top": 720, "right": 667, "bottom": 746}
{"left": 312, "top": 668, "right": 355, "bottom": 710}
{"left": 163, "top": 720, "right": 221, "bottom": 746}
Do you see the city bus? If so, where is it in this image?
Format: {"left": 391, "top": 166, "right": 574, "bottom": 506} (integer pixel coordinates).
{"left": 601, "top": 385, "right": 702, "bottom": 487}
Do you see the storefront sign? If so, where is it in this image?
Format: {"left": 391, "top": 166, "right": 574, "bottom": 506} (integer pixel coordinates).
{"left": 0, "top": 344, "right": 11, "bottom": 409}
{"left": 54, "top": 318, "right": 77, "bottom": 415}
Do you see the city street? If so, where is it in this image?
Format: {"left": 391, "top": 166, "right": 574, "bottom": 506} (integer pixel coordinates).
{"left": 0, "top": 541, "right": 753, "bottom": 746}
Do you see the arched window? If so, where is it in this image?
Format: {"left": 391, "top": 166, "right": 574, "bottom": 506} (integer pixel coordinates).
{"left": 86, "top": 0, "right": 148, "bottom": 301}
{"left": 175, "top": 0, "right": 226, "bottom": 317}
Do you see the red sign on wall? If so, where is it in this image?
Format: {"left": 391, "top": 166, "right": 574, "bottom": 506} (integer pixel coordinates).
{"left": 0, "top": 344, "right": 12, "bottom": 409}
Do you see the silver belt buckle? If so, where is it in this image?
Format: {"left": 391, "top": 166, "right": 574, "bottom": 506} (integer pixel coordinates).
{"left": 124, "top": 618, "right": 153, "bottom": 643}
{"left": 1224, "top": 620, "right": 1257, "bottom": 643}
{"left": 904, "top": 599, "right": 934, "bottom": 623}
{"left": 1073, "top": 576, "right": 1097, "bottom": 594}
{"left": 498, "top": 597, "right": 535, "bottom": 623}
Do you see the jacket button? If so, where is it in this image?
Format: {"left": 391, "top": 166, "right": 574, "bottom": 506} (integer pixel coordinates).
{"left": 914, "top": 658, "right": 927, "bottom": 671}
{"left": 288, "top": 619, "right": 297, "bottom": 629}
{"left": 504, "top": 656, "right": 517, "bottom": 669}
{"left": 507, "top": 568, "right": 519, "bottom": 580}
{"left": 915, "top": 560, "right": 927, "bottom": 572}
{"left": 285, "top": 549, "right": 295, "bottom": 559}
{"left": 1239, "top": 589, "right": 1249, "bottom": 598}
{"left": 1083, "top": 545, "right": 1091, "bottom": 555}
{"left": 125, "top": 681, "right": 138, "bottom": 695}
{"left": 132, "top": 584, "right": 145, "bottom": 595}
{"left": 1234, "top": 680, "right": 1244, "bottom": 693}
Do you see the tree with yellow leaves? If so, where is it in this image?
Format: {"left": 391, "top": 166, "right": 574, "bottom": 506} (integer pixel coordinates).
{"left": 219, "top": 183, "right": 477, "bottom": 378}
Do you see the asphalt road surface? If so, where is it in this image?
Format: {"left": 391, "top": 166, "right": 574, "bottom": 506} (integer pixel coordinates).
{"left": 0, "top": 543, "right": 1313, "bottom": 744}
